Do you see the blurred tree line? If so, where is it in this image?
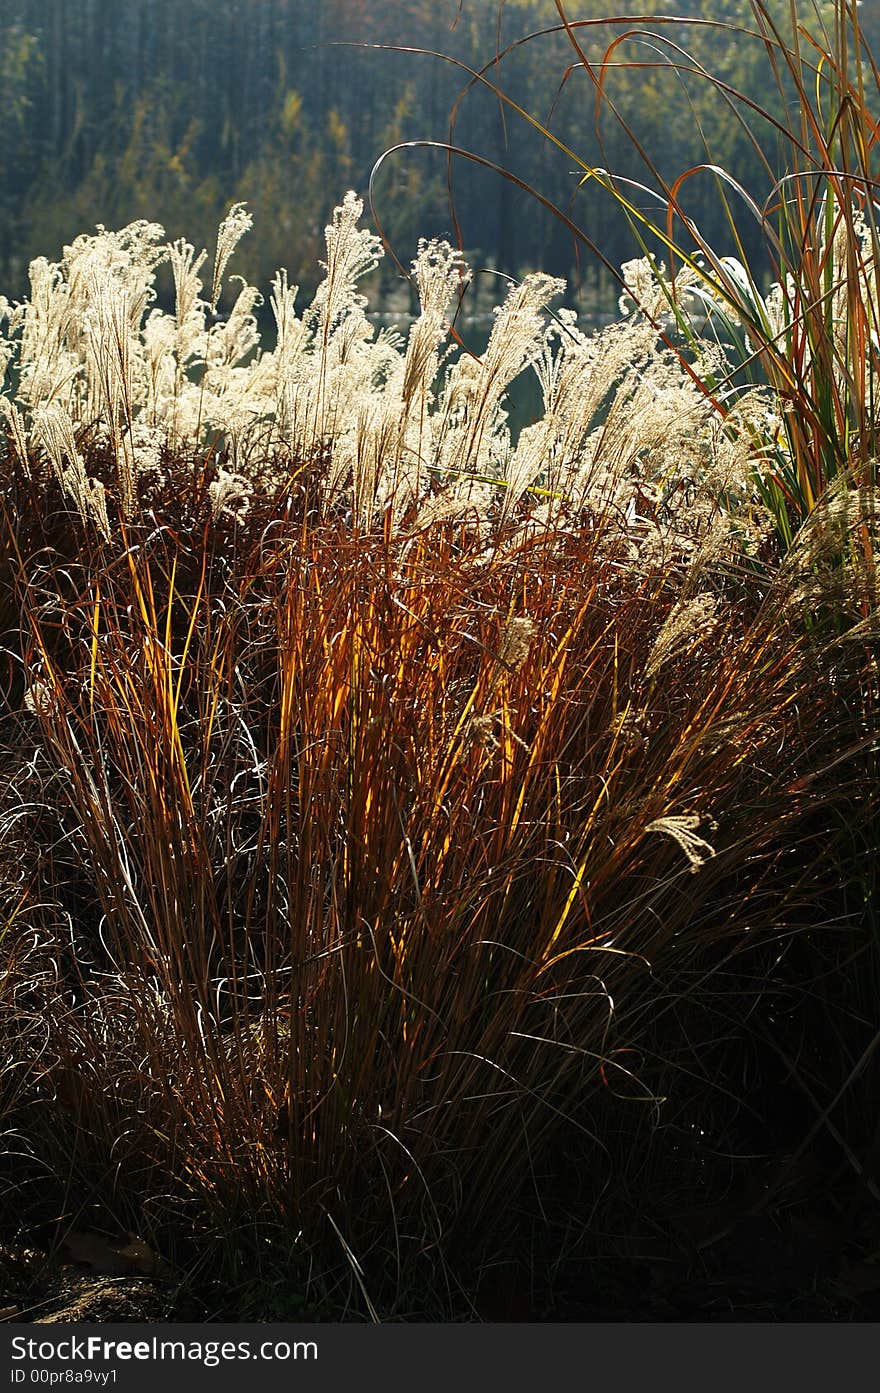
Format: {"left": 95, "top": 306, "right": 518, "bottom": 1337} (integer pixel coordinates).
{"left": 0, "top": 0, "right": 872, "bottom": 309}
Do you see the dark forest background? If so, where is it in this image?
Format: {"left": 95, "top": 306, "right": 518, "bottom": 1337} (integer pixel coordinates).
{"left": 2, "top": 0, "right": 879, "bottom": 308}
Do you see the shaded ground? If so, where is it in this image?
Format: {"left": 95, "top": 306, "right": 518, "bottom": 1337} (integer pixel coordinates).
{"left": 3, "top": 1182, "right": 879, "bottom": 1323}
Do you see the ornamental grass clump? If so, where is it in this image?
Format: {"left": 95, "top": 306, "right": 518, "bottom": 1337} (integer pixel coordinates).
{"left": 1, "top": 481, "right": 862, "bottom": 1315}
{"left": 0, "top": 179, "right": 876, "bottom": 1315}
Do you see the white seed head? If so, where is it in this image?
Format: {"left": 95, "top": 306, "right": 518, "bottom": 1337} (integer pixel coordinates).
{"left": 210, "top": 203, "right": 253, "bottom": 313}
{"left": 645, "top": 814, "right": 717, "bottom": 873}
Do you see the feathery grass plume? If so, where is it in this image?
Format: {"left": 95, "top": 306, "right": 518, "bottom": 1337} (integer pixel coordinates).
{"left": 521, "top": 316, "right": 660, "bottom": 513}
{"left": 16, "top": 256, "right": 78, "bottom": 410}
{"left": 82, "top": 279, "right": 139, "bottom": 515}
{"left": 500, "top": 420, "right": 550, "bottom": 521}
{"left": 269, "top": 267, "right": 300, "bottom": 354}
{"left": 31, "top": 401, "right": 110, "bottom": 540}
{"left": 402, "top": 238, "right": 469, "bottom": 410}
{"left": 644, "top": 592, "right": 719, "bottom": 679}
{"left": 208, "top": 465, "right": 252, "bottom": 524}
{"left": 782, "top": 473, "right": 880, "bottom": 628}
{"left": 169, "top": 237, "right": 207, "bottom": 331}
{"left": 206, "top": 275, "right": 261, "bottom": 370}
{"left": 164, "top": 236, "right": 209, "bottom": 435}
{"left": 64, "top": 219, "right": 165, "bottom": 325}
{"left": 496, "top": 613, "right": 536, "bottom": 670}
{"left": 267, "top": 275, "right": 304, "bottom": 415}
{"left": 432, "top": 271, "right": 564, "bottom": 505}
{"left": 644, "top": 814, "right": 718, "bottom": 873}
{"left": 210, "top": 202, "right": 253, "bottom": 314}
{"left": 68, "top": 224, "right": 163, "bottom": 513}
{"left": 311, "top": 191, "right": 383, "bottom": 335}
{"left": 31, "top": 400, "right": 81, "bottom": 491}
{"left": 0, "top": 338, "right": 12, "bottom": 394}
{"left": 619, "top": 256, "right": 701, "bottom": 324}
{"left": 0, "top": 398, "right": 30, "bottom": 475}
{"left": 268, "top": 268, "right": 306, "bottom": 438}
{"left": 142, "top": 308, "right": 179, "bottom": 427}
